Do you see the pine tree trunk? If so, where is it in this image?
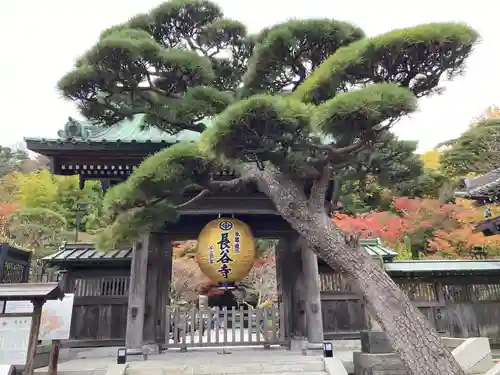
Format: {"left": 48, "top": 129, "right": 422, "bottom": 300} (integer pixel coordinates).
{"left": 255, "top": 168, "right": 464, "bottom": 375}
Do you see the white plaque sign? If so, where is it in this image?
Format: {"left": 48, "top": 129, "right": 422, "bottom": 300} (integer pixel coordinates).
{"left": 0, "top": 316, "right": 31, "bottom": 365}
{"left": 4, "top": 294, "right": 75, "bottom": 340}
{"left": 4, "top": 301, "right": 31, "bottom": 314}
{"left": 39, "top": 294, "right": 74, "bottom": 340}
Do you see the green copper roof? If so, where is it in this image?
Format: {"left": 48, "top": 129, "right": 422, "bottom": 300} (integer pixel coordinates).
{"left": 24, "top": 114, "right": 205, "bottom": 144}
{"left": 45, "top": 238, "right": 398, "bottom": 265}
{"left": 359, "top": 238, "right": 398, "bottom": 261}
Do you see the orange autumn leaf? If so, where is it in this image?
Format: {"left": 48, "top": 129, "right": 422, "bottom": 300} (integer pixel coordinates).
{"left": 334, "top": 197, "right": 500, "bottom": 258}
{"left": 0, "top": 203, "right": 17, "bottom": 237}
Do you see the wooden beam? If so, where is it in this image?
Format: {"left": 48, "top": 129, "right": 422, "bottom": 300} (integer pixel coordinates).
{"left": 125, "top": 234, "right": 150, "bottom": 350}
{"left": 178, "top": 194, "right": 277, "bottom": 215}
{"left": 163, "top": 214, "right": 292, "bottom": 240}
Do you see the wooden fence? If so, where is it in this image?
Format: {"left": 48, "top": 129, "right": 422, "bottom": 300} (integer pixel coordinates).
{"left": 164, "top": 306, "right": 286, "bottom": 349}
{"left": 320, "top": 272, "right": 367, "bottom": 339}
{"left": 320, "top": 271, "right": 500, "bottom": 344}
{"left": 24, "top": 259, "right": 500, "bottom": 346}
{"left": 62, "top": 272, "right": 129, "bottom": 346}
{"left": 30, "top": 263, "right": 59, "bottom": 283}
{"left": 395, "top": 278, "right": 500, "bottom": 344}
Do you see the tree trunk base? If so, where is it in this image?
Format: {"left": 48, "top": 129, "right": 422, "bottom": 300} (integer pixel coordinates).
{"left": 354, "top": 351, "right": 409, "bottom": 375}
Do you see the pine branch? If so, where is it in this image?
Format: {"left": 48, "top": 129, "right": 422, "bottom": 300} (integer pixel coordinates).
{"left": 148, "top": 175, "right": 257, "bottom": 210}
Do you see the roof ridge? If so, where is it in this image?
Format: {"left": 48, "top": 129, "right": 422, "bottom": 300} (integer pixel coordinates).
{"left": 25, "top": 115, "right": 209, "bottom": 145}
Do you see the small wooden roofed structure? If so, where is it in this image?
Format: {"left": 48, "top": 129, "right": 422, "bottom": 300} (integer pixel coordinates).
{"left": 455, "top": 169, "right": 500, "bottom": 235}
{"left": 455, "top": 168, "right": 500, "bottom": 203}
{"left": 0, "top": 243, "right": 32, "bottom": 283}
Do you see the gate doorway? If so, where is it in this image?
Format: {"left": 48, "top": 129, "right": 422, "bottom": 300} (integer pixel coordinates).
{"left": 163, "top": 305, "right": 287, "bottom": 349}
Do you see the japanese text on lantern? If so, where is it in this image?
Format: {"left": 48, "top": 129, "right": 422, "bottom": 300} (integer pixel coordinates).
{"left": 208, "top": 245, "right": 215, "bottom": 264}
{"left": 217, "top": 221, "right": 234, "bottom": 278}
{"left": 234, "top": 232, "right": 240, "bottom": 253}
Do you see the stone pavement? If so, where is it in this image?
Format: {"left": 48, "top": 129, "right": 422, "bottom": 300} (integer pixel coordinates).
{"left": 35, "top": 346, "right": 341, "bottom": 375}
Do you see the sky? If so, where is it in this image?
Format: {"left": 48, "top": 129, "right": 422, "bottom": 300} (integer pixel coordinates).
{"left": 1, "top": 1, "right": 497, "bottom": 152}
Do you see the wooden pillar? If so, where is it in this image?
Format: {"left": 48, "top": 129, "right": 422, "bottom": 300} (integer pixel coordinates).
{"left": 286, "top": 242, "right": 306, "bottom": 339}
{"left": 125, "top": 234, "right": 150, "bottom": 350}
{"left": 292, "top": 264, "right": 307, "bottom": 338}
{"left": 57, "top": 270, "right": 69, "bottom": 293}
{"left": 301, "top": 242, "right": 324, "bottom": 346}
{"left": 24, "top": 298, "right": 44, "bottom": 375}
{"left": 143, "top": 233, "right": 163, "bottom": 344}
{"left": 156, "top": 237, "right": 173, "bottom": 343}
{"left": 276, "top": 236, "right": 293, "bottom": 343}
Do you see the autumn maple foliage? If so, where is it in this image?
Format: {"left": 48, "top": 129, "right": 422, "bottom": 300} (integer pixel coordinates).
{"left": 428, "top": 201, "right": 500, "bottom": 257}
{"left": 333, "top": 197, "right": 498, "bottom": 258}
{"left": 0, "top": 203, "right": 16, "bottom": 237}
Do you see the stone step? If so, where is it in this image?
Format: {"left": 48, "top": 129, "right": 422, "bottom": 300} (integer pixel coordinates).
{"left": 131, "top": 357, "right": 323, "bottom": 365}
{"left": 35, "top": 356, "right": 326, "bottom": 375}
{"left": 126, "top": 361, "right": 326, "bottom": 375}
{"left": 187, "top": 373, "right": 327, "bottom": 375}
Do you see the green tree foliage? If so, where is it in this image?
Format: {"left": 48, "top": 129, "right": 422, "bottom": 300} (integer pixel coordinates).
{"left": 58, "top": 2, "right": 478, "bottom": 373}
{"left": 441, "top": 118, "right": 500, "bottom": 176}
{"left": 15, "top": 170, "right": 104, "bottom": 233}
{"left": 0, "top": 146, "right": 29, "bottom": 177}
{"left": 338, "top": 133, "right": 428, "bottom": 213}
{"left": 0, "top": 164, "right": 104, "bottom": 254}
{"left": 7, "top": 207, "right": 70, "bottom": 255}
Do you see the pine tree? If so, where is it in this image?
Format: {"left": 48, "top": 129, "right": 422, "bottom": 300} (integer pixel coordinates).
{"left": 58, "top": 2, "right": 479, "bottom": 373}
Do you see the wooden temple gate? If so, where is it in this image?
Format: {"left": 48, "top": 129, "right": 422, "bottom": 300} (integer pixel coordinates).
{"left": 25, "top": 115, "right": 500, "bottom": 350}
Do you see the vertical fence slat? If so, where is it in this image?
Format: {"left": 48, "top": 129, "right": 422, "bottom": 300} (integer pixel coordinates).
{"left": 182, "top": 310, "right": 187, "bottom": 346}
{"left": 165, "top": 306, "right": 171, "bottom": 344}
{"left": 190, "top": 307, "right": 196, "bottom": 344}
{"left": 279, "top": 305, "right": 285, "bottom": 341}
{"left": 270, "top": 306, "right": 277, "bottom": 342}
{"left": 215, "top": 307, "right": 220, "bottom": 344}
{"left": 223, "top": 307, "right": 228, "bottom": 344}
{"left": 262, "top": 307, "right": 268, "bottom": 342}
{"left": 247, "top": 307, "right": 253, "bottom": 343}
{"left": 239, "top": 306, "right": 244, "bottom": 343}
{"left": 173, "top": 308, "right": 180, "bottom": 344}
{"left": 255, "top": 308, "right": 261, "bottom": 342}
{"left": 206, "top": 308, "right": 212, "bottom": 344}
{"left": 197, "top": 308, "right": 203, "bottom": 345}
{"left": 231, "top": 306, "right": 236, "bottom": 343}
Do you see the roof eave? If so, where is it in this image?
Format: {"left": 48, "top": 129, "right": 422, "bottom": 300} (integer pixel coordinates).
{"left": 25, "top": 138, "right": 174, "bottom": 154}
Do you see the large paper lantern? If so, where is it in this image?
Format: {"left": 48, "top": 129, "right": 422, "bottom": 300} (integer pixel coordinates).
{"left": 196, "top": 218, "right": 255, "bottom": 286}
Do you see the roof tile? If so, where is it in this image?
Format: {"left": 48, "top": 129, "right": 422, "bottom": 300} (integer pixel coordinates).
{"left": 24, "top": 114, "right": 209, "bottom": 145}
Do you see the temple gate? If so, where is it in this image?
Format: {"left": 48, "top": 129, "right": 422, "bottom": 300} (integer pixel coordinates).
{"left": 27, "top": 116, "right": 500, "bottom": 352}
{"left": 25, "top": 116, "right": 320, "bottom": 351}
